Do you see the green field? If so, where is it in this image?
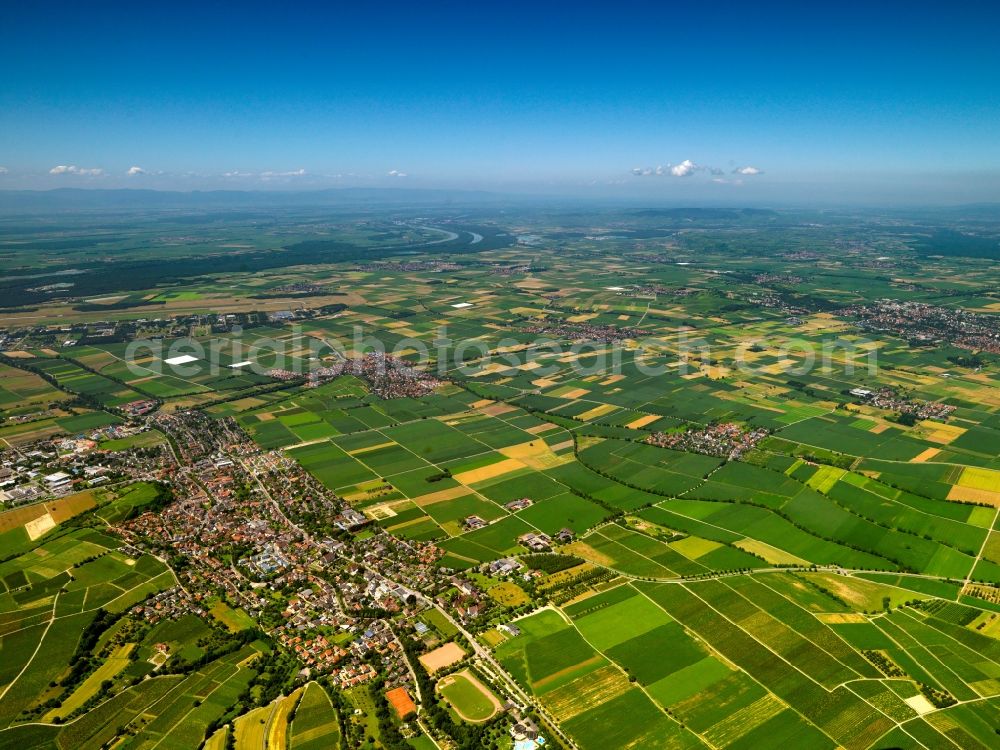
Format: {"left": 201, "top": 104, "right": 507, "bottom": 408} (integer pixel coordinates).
{"left": 289, "top": 682, "right": 340, "bottom": 750}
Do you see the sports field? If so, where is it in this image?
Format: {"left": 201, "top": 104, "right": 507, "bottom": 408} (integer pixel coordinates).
{"left": 437, "top": 669, "right": 501, "bottom": 722}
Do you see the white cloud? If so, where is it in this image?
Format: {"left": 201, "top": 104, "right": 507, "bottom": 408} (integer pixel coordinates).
{"left": 0, "top": 166, "right": 7, "bottom": 174}
{"left": 632, "top": 160, "right": 702, "bottom": 177}
{"left": 260, "top": 168, "right": 306, "bottom": 178}
{"left": 631, "top": 160, "right": 764, "bottom": 180}
{"left": 127, "top": 166, "right": 145, "bottom": 176}
{"left": 387, "top": 169, "right": 407, "bottom": 177}
{"left": 670, "top": 159, "right": 698, "bottom": 177}
{"left": 223, "top": 169, "right": 307, "bottom": 180}
{"left": 49, "top": 165, "right": 103, "bottom": 176}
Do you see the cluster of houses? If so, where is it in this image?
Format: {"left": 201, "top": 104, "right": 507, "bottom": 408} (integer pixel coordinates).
{"left": 0, "top": 427, "right": 146, "bottom": 507}
{"left": 849, "top": 386, "right": 956, "bottom": 421}
{"left": 504, "top": 497, "right": 533, "bottom": 511}
{"left": 129, "top": 586, "right": 202, "bottom": 626}
{"left": 354, "top": 260, "right": 461, "bottom": 273}
{"left": 7, "top": 312, "right": 275, "bottom": 355}
{"left": 118, "top": 412, "right": 430, "bottom": 693}
{"left": 518, "top": 532, "right": 552, "bottom": 552}
{"left": 488, "top": 557, "right": 525, "bottom": 577}
{"left": 510, "top": 716, "right": 547, "bottom": 750}
{"left": 463, "top": 515, "right": 489, "bottom": 531}
{"left": 647, "top": 422, "right": 769, "bottom": 460}
{"left": 326, "top": 352, "right": 445, "bottom": 399}
{"left": 521, "top": 321, "right": 649, "bottom": 343}
{"left": 244, "top": 544, "right": 291, "bottom": 576}
{"left": 122, "top": 399, "right": 158, "bottom": 417}
{"left": 844, "top": 299, "right": 1000, "bottom": 354}
{"left": 277, "top": 631, "right": 350, "bottom": 673}
{"left": 753, "top": 272, "right": 804, "bottom": 285}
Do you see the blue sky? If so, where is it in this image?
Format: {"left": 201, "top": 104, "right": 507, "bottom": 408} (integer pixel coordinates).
{"left": 1, "top": 0, "right": 999, "bottom": 202}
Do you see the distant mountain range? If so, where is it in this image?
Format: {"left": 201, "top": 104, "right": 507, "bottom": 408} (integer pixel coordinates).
{"left": 0, "top": 186, "right": 513, "bottom": 212}
{"left": 1, "top": 188, "right": 998, "bottom": 217}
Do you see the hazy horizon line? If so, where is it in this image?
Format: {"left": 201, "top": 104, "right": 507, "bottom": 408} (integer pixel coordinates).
{"left": 1, "top": 185, "right": 999, "bottom": 213}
